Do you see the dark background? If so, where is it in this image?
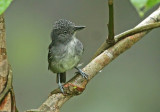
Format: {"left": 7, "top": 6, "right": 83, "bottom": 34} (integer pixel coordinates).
{"left": 5, "top": 0, "right": 160, "bottom": 112}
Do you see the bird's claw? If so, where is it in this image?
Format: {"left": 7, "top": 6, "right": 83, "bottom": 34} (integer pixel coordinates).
{"left": 79, "top": 70, "right": 88, "bottom": 79}
{"left": 75, "top": 67, "right": 88, "bottom": 79}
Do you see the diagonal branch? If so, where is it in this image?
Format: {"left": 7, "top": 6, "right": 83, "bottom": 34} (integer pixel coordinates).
{"left": 92, "top": 22, "right": 160, "bottom": 59}
{"left": 27, "top": 7, "right": 160, "bottom": 112}
{"left": 93, "top": 7, "right": 160, "bottom": 58}
{"left": 114, "top": 22, "right": 160, "bottom": 42}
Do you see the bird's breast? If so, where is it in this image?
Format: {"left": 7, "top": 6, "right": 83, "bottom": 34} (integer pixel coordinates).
{"left": 49, "top": 38, "right": 83, "bottom": 73}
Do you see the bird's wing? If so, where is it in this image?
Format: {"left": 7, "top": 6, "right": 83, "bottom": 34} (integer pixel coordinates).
{"left": 48, "top": 42, "right": 54, "bottom": 70}
{"left": 75, "top": 40, "right": 84, "bottom": 55}
{"left": 48, "top": 50, "right": 52, "bottom": 70}
{"left": 48, "top": 42, "right": 67, "bottom": 70}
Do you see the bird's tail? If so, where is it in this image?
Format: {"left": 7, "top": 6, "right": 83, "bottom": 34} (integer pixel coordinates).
{"left": 56, "top": 72, "right": 66, "bottom": 83}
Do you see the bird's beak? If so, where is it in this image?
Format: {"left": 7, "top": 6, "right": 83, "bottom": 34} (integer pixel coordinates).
{"left": 74, "top": 26, "right": 86, "bottom": 31}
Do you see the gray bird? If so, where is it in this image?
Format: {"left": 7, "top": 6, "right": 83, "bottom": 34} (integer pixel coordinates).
{"left": 48, "top": 19, "right": 88, "bottom": 93}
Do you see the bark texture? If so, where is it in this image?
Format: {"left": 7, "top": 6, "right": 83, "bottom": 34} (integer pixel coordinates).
{"left": 0, "top": 14, "right": 17, "bottom": 112}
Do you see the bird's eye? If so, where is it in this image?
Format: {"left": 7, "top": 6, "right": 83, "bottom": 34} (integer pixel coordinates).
{"left": 64, "top": 31, "right": 67, "bottom": 34}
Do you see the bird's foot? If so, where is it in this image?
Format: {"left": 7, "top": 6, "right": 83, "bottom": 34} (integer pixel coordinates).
{"left": 75, "top": 67, "right": 88, "bottom": 79}
{"left": 58, "top": 82, "right": 64, "bottom": 94}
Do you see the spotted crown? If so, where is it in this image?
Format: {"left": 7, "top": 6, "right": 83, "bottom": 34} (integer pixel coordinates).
{"left": 53, "top": 19, "right": 75, "bottom": 30}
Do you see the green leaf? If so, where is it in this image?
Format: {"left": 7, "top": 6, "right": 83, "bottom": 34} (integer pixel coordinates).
{"left": 0, "top": 0, "right": 12, "bottom": 15}
{"left": 130, "top": 0, "right": 160, "bottom": 17}
{"left": 146, "top": 0, "right": 160, "bottom": 9}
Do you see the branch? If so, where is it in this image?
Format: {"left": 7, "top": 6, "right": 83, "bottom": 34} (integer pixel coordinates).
{"left": 107, "top": 0, "right": 115, "bottom": 44}
{"left": 0, "top": 14, "right": 17, "bottom": 112}
{"left": 26, "top": 7, "right": 160, "bottom": 112}
{"left": 0, "top": 65, "right": 12, "bottom": 103}
{"left": 93, "top": 7, "right": 160, "bottom": 58}
{"left": 114, "top": 22, "right": 160, "bottom": 42}
{"left": 92, "top": 21, "right": 160, "bottom": 59}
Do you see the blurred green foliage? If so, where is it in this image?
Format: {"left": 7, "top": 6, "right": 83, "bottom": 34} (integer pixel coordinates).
{"left": 0, "top": 0, "right": 12, "bottom": 15}
{"left": 130, "top": 0, "right": 160, "bottom": 17}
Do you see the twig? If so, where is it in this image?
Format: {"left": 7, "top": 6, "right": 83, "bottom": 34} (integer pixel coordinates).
{"left": 107, "top": 0, "right": 115, "bottom": 44}
{"left": 92, "top": 22, "right": 160, "bottom": 59}
{"left": 115, "top": 22, "right": 160, "bottom": 42}
{"left": 92, "top": 7, "right": 160, "bottom": 58}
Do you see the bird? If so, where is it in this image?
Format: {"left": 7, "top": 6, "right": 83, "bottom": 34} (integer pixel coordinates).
{"left": 48, "top": 19, "right": 88, "bottom": 93}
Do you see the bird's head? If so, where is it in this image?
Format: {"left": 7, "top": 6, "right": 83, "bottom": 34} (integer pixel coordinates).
{"left": 51, "top": 19, "right": 85, "bottom": 43}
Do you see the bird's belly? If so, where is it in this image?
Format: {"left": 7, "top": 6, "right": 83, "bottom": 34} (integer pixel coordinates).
{"left": 50, "top": 55, "right": 80, "bottom": 73}
{"left": 49, "top": 38, "right": 83, "bottom": 73}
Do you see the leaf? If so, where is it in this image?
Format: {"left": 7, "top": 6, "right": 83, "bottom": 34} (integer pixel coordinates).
{"left": 0, "top": 0, "right": 12, "bottom": 15}
{"left": 146, "top": 0, "right": 160, "bottom": 9}
{"left": 130, "top": 0, "right": 160, "bottom": 17}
